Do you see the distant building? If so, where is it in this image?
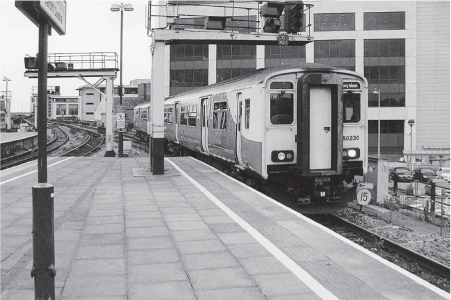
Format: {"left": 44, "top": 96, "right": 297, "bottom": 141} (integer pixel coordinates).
{"left": 48, "top": 95, "right": 80, "bottom": 119}
{"left": 77, "top": 80, "right": 151, "bottom": 126}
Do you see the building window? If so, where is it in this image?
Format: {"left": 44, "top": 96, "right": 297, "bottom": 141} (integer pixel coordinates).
{"left": 368, "top": 120, "right": 404, "bottom": 155}
{"left": 315, "top": 40, "right": 355, "bottom": 71}
{"left": 364, "top": 39, "right": 405, "bottom": 107}
{"left": 213, "top": 101, "right": 227, "bottom": 130}
{"left": 364, "top": 12, "right": 405, "bottom": 30}
{"left": 68, "top": 104, "right": 78, "bottom": 116}
{"left": 170, "top": 44, "right": 209, "bottom": 95}
{"left": 56, "top": 104, "right": 66, "bottom": 115}
{"left": 86, "top": 103, "right": 94, "bottom": 105}
{"left": 265, "top": 45, "right": 306, "bottom": 67}
{"left": 86, "top": 93, "right": 94, "bottom": 95}
{"left": 86, "top": 112, "right": 94, "bottom": 115}
{"left": 314, "top": 13, "right": 355, "bottom": 31}
{"left": 217, "top": 45, "right": 256, "bottom": 82}
{"left": 124, "top": 88, "right": 138, "bottom": 94}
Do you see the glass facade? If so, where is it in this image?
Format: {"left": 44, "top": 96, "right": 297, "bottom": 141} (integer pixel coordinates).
{"left": 314, "top": 13, "right": 355, "bottom": 31}
{"left": 265, "top": 45, "right": 306, "bottom": 67}
{"left": 368, "top": 120, "right": 404, "bottom": 154}
{"left": 170, "top": 44, "right": 209, "bottom": 95}
{"left": 364, "top": 12, "right": 405, "bottom": 30}
{"left": 314, "top": 40, "right": 355, "bottom": 71}
{"left": 364, "top": 39, "right": 405, "bottom": 107}
{"left": 216, "top": 45, "right": 256, "bottom": 82}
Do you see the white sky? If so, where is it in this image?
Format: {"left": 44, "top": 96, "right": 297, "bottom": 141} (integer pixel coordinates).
{"left": 0, "top": 0, "right": 152, "bottom": 112}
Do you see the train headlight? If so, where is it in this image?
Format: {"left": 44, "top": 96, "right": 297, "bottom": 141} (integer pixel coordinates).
{"left": 272, "top": 151, "right": 294, "bottom": 162}
{"left": 343, "top": 148, "right": 360, "bottom": 160}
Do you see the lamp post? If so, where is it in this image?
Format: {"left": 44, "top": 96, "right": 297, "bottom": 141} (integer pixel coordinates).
{"left": 408, "top": 119, "right": 415, "bottom": 172}
{"left": 372, "top": 88, "right": 381, "bottom": 158}
{"left": 3, "top": 76, "right": 11, "bottom": 131}
{"left": 111, "top": 3, "right": 133, "bottom": 157}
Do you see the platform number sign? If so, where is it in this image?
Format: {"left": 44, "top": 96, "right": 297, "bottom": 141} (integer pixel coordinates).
{"left": 357, "top": 189, "right": 371, "bottom": 206}
{"left": 117, "top": 113, "right": 125, "bottom": 129}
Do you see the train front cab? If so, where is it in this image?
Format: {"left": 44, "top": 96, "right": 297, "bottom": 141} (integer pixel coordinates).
{"left": 265, "top": 70, "right": 366, "bottom": 204}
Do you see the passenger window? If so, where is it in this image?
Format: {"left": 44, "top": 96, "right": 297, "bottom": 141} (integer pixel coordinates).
{"left": 245, "top": 99, "right": 250, "bottom": 129}
{"left": 343, "top": 91, "right": 361, "bottom": 123}
{"left": 164, "top": 107, "right": 173, "bottom": 124}
{"left": 180, "top": 106, "right": 187, "bottom": 126}
{"left": 188, "top": 105, "right": 197, "bottom": 127}
{"left": 213, "top": 101, "right": 227, "bottom": 130}
{"left": 270, "top": 91, "right": 294, "bottom": 125}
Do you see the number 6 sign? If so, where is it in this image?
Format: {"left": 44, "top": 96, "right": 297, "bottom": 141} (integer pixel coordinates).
{"left": 357, "top": 189, "right": 371, "bottom": 206}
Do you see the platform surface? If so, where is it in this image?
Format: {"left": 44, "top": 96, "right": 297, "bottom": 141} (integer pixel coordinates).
{"left": 0, "top": 132, "right": 37, "bottom": 144}
{"left": 1, "top": 156, "right": 449, "bottom": 299}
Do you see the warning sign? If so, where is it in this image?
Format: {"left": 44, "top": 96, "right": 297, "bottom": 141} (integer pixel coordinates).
{"left": 117, "top": 113, "right": 125, "bottom": 129}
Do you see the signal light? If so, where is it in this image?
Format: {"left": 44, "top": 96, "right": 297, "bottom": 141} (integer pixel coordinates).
{"left": 24, "top": 57, "right": 38, "bottom": 69}
{"left": 260, "top": 2, "right": 284, "bottom": 33}
{"left": 263, "top": 18, "right": 281, "bottom": 33}
{"left": 284, "top": 2, "right": 304, "bottom": 34}
{"left": 204, "top": 16, "right": 226, "bottom": 30}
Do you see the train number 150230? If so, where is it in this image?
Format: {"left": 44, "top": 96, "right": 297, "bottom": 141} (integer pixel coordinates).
{"left": 343, "top": 135, "right": 359, "bottom": 141}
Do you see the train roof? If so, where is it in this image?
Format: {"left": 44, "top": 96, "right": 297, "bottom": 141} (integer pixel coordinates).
{"left": 165, "top": 63, "right": 364, "bottom": 102}
{"left": 134, "top": 102, "right": 151, "bottom": 109}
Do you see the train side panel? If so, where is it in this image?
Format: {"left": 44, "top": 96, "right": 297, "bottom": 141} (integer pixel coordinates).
{"left": 177, "top": 99, "right": 202, "bottom": 152}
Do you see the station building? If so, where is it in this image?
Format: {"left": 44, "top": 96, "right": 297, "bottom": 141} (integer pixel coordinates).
{"left": 155, "top": 1, "right": 450, "bottom": 162}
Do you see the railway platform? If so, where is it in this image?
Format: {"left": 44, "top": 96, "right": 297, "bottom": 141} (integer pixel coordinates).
{"left": 1, "top": 156, "right": 449, "bottom": 299}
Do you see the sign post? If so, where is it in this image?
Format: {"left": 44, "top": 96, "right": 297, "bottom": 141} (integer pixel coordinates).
{"left": 16, "top": 2, "right": 66, "bottom": 299}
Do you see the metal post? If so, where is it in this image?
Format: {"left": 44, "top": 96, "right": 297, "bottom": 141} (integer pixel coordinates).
{"left": 104, "top": 76, "right": 115, "bottom": 156}
{"left": 377, "top": 91, "right": 380, "bottom": 159}
{"left": 118, "top": 8, "right": 124, "bottom": 157}
{"left": 32, "top": 22, "right": 55, "bottom": 300}
{"left": 3, "top": 77, "right": 11, "bottom": 131}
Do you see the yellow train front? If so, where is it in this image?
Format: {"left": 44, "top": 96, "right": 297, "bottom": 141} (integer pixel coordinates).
{"left": 158, "top": 63, "right": 368, "bottom": 210}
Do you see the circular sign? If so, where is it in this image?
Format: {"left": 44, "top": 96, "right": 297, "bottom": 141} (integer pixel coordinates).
{"left": 356, "top": 189, "right": 371, "bottom": 206}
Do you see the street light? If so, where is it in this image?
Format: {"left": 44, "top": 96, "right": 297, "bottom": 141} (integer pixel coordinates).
{"left": 408, "top": 119, "right": 415, "bottom": 172}
{"left": 372, "top": 88, "right": 381, "bottom": 158}
{"left": 3, "top": 76, "right": 11, "bottom": 131}
{"left": 110, "top": 3, "right": 134, "bottom": 157}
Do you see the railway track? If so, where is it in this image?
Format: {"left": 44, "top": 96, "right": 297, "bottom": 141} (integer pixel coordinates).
{"left": 309, "top": 213, "right": 450, "bottom": 292}
{"left": 1, "top": 124, "right": 104, "bottom": 170}
{"left": 1, "top": 124, "right": 70, "bottom": 170}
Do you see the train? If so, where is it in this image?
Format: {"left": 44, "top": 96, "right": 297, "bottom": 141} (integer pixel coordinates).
{"left": 135, "top": 63, "right": 368, "bottom": 209}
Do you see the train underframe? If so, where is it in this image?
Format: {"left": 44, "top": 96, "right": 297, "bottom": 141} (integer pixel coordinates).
{"left": 166, "top": 142, "right": 362, "bottom": 214}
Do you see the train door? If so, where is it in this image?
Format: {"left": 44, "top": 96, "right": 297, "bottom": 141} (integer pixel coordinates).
{"left": 236, "top": 93, "right": 243, "bottom": 165}
{"left": 201, "top": 98, "right": 208, "bottom": 152}
{"left": 174, "top": 102, "right": 180, "bottom": 144}
{"left": 297, "top": 73, "right": 342, "bottom": 175}
{"left": 310, "top": 87, "right": 332, "bottom": 169}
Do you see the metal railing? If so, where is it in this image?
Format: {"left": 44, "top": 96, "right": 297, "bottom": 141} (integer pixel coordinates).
{"left": 25, "top": 52, "right": 118, "bottom": 71}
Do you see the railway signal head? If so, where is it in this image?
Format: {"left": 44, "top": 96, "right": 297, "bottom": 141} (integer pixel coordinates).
{"left": 260, "top": 2, "right": 284, "bottom": 33}
{"left": 284, "top": 2, "right": 304, "bottom": 34}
